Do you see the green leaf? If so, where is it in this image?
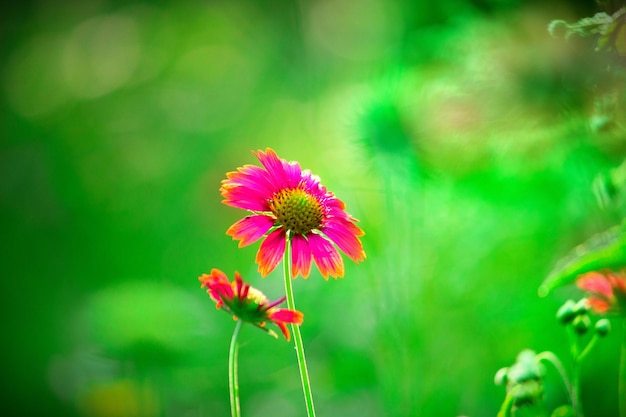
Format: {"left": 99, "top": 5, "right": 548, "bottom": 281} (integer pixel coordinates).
{"left": 538, "top": 221, "right": 626, "bottom": 297}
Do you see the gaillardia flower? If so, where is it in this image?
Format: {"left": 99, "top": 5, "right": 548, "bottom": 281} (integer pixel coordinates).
{"left": 220, "top": 148, "right": 366, "bottom": 279}
{"left": 199, "top": 269, "right": 304, "bottom": 340}
{"left": 577, "top": 270, "right": 626, "bottom": 314}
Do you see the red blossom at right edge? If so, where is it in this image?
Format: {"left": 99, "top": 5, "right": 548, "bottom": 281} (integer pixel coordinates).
{"left": 577, "top": 270, "right": 626, "bottom": 315}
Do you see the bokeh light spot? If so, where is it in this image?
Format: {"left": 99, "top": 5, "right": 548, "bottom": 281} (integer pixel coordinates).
{"left": 62, "top": 14, "right": 141, "bottom": 99}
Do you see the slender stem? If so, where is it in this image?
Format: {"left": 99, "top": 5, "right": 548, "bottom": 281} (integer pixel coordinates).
{"left": 577, "top": 335, "right": 599, "bottom": 363}
{"left": 570, "top": 331, "right": 602, "bottom": 417}
{"left": 283, "top": 237, "right": 317, "bottom": 417}
{"left": 496, "top": 385, "right": 521, "bottom": 417}
{"left": 572, "top": 359, "right": 584, "bottom": 417}
{"left": 567, "top": 326, "right": 579, "bottom": 360}
{"left": 565, "top": 326, "right": 584, "bottom": 417}
{"left": 536, "top": 351, "right": 574, "bottom": 407}
{"left": 229, "top": 319, "right": 243, "bottom": 417}
{"left": 617, "top": 318, "right": 626, "bottom": 417}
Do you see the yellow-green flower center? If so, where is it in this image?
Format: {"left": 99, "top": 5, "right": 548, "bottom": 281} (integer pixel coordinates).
{"left": 268, "top": 188, "right": 324, "bottom": 235}
{"left": 238, "top": 284, "right": 268, "bottom": 305}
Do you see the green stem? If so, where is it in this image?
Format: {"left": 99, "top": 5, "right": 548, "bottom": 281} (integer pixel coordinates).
{"left": 536, "top": 351, "right": 574, "bottom": 408}
{"left": 565, "top": 326, "right": 584, "bottom": 417}
{"left": 283, "top": 237, "right": 317, "bottom": 417}
{"left": 567, "top": 325, "right": 579, "bottom": 360}
{"left": 571, "top": 359, "right": 584, "bottom": 417}
{"left": 229, "top": 319, "right": 243, "bottom": 417}
{"left": 497, "top": 385, "right": 520, "bottom": 417}
{"left": 569, "top": 332, "right": 601, "bottom": 417}
{"left": 577, "top": 335, "right": 599, "bottom": 363}
{"left": 617, "top": 318, "right": 626, "bottom": 417}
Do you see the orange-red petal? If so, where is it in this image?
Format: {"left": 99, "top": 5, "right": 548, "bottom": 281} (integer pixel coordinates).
{"left": 270, "top": 308, "right": 304, "bottom": 325}
{"left": 256, "top": 228, "right": 287, "bottom": 276}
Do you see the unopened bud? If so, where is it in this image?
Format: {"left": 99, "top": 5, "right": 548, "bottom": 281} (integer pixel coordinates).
{"left": 573, "top": 314, "right": 591, "bottom": 335}
{"left": 574, "top": 298, "right": 590, "bottom": 315}
{"left": 556, "top": 300, "right": 577, "bottom": 325}
{"left": 595, "top": 319, "right": 611, "bottom": 337}
{"left": 494, "top": 367, "right": 508, "bottom": 386}
{"left": 511, "top": 379, "right": 544, "bottom": 408}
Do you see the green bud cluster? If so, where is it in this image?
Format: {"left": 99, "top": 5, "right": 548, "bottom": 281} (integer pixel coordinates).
{"left": 495, "top": 350, "right": 545, "bottom": 410}
{"left": 556, "top": 299, "right": 611, "bottom": 337}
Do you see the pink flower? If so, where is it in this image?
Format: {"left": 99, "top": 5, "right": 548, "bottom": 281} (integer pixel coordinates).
{"left": 577, "top": 270, "right": 626, "bottom": 314}
{"left": 199, "top": 269, "right": 304, "bottom": 340}
{"left": 220, "top": 148, "right": 366, "bottom": 279}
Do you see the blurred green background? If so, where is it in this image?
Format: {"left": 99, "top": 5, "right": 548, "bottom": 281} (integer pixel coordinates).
{"left": 2, "top": 0, "right": 626, "bottom": 416}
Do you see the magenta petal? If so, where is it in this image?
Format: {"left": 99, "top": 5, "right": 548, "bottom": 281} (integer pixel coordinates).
{"left": 308, "top": 233, "right": 344, "bottom": 279}
{"left": 221, "top": 185, "right": 269, "bottom": 211}
{"left": 225, "top": 165, "right": 275, "bottom": 198}
{"left": 255, "top": 149, "right": 289, "bottom": 190}
{"left": 226, "top": 215, "right": 275, "bottom": 247}
{"left": 283, "top": 160, "right": 303, "bottom": 189}
{"left": 291, "top": 234, "right": 313, "bottom": 278}
{"left": 265, "top": 295, "right": 287, "bottom": 310}
{"left": 321, "top": 219, "right": 365, "bottom": 262}
{"left": 301, "top": 173, "right": 329, "bottom": 202}
{"left": 300, "top": 170, "right": 321, "bottom": 190}
{"left": 256, "top": 228, "right": 287, "bottom": 276}
{"left": 325, "top": 197, "right": 352, "bottom": 218}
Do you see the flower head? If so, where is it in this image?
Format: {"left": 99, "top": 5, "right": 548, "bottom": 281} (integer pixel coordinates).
{"left": 199, "top": 269, "right": 304, "bottom": 340}
{"left": 577, "top": 270, "right": 626, "bottom": 314}
{"left": 220, "top": 148, "right": 366, "bottom": 279}
{"left": 494, "top": 350, "right": 545, "bottom": 411}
